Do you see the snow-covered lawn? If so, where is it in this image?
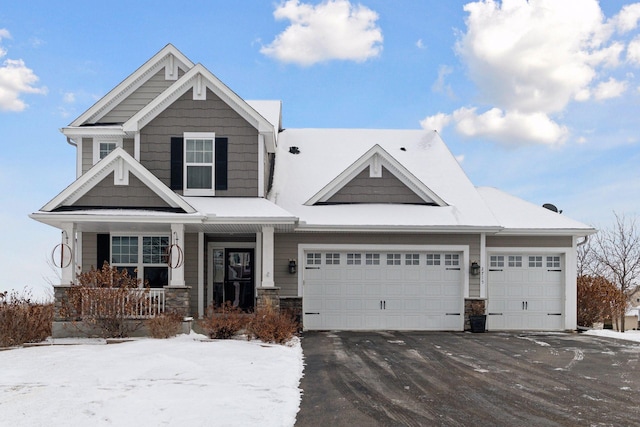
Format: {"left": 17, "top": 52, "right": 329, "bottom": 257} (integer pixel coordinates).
{"left": 584, "top": 329, "right": 640, "bottom": 343}
{"left": 0, "top": 333, "right": 303, "bottom": 427}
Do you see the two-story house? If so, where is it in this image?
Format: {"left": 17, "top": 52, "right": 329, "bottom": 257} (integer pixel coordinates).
{"left": 31, "top": 44, "right": 595, "bottom": 336}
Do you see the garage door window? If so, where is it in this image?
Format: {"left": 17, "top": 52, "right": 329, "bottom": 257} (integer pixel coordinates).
{"left": 387, "top": 254, "right": 401, "bottom": 265}
{"left": 547, "top": 256, "right": 561, "bottom": 268}
{"left": 445, "top": 254, "right": 460, "bottom": 266}
{"left": 490, "top": 255, "right": 504, "bottom": 267}
{"left": 347, "top": 253, "right": 362, "bottom": 265}
{"left": 365, "top": 253, "right": 380, "bottom": 265}
{"left": 307, "top": 253, "right": 321, "bottom": 265}
{"left": 529, "top": 256, "right": 543, "bottom": 267}
{"left": 405, "top": 254, "right": 420, "bottom": 265}
{"left": 426, "top": 254, "right": 441, "bottom": 265}
{"left": 508, "top": 255, "right": 522, "bottom": 267}
{"left": 326, "top": 253, "right": 340, "bottom": 265}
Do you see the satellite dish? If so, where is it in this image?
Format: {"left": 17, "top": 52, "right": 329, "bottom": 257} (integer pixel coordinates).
{"left": 542, "top": 203, "right": 562, "bottom": 214}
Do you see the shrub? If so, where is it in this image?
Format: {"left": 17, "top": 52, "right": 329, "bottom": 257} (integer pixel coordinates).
{"left": 0, "top": 290, "right": 53, "bottom": 347}
{"left": 246, "top": 306, "right": 299, "bottom": 345}
{"left": 577, "top": 275, "right": 627, "bottom": 328}
{"left": 199, "top": 302, "right": 247, "bottom": 339}
{"left": 147, "top": 312, "right": 184, "bottom": 339}
{"left": 62, "top": 262, "right": 149, "bottom": 338}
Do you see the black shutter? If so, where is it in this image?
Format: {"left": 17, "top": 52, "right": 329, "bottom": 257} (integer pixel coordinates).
{"left": 97, "top": 234, "right": 110, "bottom": 269}
{"left": 170, "top": 137, "right": 184, "bottom": 190}
{"left": 215, "top": 137, "right": 228, "bottom": 191}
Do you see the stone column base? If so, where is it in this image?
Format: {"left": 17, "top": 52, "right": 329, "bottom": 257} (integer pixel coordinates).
{"left": 256, "top": 287, "right": 280, "bottom": 312}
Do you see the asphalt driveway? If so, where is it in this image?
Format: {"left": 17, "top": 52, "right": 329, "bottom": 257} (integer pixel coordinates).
{"left": 296, "top": 331, "right": 640, "bottom": 426}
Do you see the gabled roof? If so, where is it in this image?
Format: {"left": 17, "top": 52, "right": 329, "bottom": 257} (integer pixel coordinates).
{"left": 70, "top": 44, "right": 194, "bottom": 127}
{"left": 269, "top": 129, "right": 501, "bottom": 230}
{"left": 305, "top": 144, "right": 447, "bottom": 206}
{"left": 122, "top": 64, "right": 278, "bottom": 151}
{"left": 40, "top": 147, "right": 195, "bottom": 213}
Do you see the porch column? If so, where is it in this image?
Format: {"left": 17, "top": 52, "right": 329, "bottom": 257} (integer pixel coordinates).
{"left": 60, "top": 223, "right": 76, "bottom": 285}
{"left": 169, "top": 223, "right": 185, "bottom": 287}
{"left": 261, "top": 226, "right": 275, "bottom": 287}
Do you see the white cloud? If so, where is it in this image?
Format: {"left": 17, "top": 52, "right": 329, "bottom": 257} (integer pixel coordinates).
{"left": 420, "top": 112, "right": 451, "bottom": 133}
{"left": 0, "top": 29, "right": 47, "bottom": 112}
{"left": 431, "top": 65, "right": 454, "bottom": 97}
{"left": 593, "top": 77, "right": 627, "bottom": 100}
{"left": 261, "top": 0, "right": 383, "bottom": 66}
{"left": 627, "top": 35, "right": 640, "bottom": 64}
{"left": 63, "top": 92, "right": 76, "bottom": 103}
{"left": 423, "top": 0, "right": 637, "bottom": 145}
{"left": 416, "top": 39, "right": 426, "bottom": 49}
{"left": 451, "top": 107, "right": 568, "bottom": 145}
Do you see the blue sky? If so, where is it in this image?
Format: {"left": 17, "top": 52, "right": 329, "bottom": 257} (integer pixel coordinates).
{"left": 1, "top": 0, "right": 639, "bottom": 298}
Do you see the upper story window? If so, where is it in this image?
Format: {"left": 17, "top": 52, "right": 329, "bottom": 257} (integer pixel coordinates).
{"left": 184, "top": 132, "right": 215, "bottom": 196}
{"left": 92, "top": 137, "right": 122, "bottom": 164}
{"left": 171, "top": 133, "right": 228, "bottom": 195}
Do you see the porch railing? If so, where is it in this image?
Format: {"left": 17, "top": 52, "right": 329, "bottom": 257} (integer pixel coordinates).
{"left": 80, "top": 288, "right": 165, "bottom": 319}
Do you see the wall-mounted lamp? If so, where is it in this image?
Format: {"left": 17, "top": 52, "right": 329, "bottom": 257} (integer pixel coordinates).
{"left": 288, "top": 259, "right": 297, "bottom": 275}
{"left": 470, "top": 261, "right": 480, "bottom": 276}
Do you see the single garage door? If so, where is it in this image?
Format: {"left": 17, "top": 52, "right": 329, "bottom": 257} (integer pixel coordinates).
{"left": 303, "top": 250, "right": 464, "bottom": 331}
{"left": 487, "top": 254, "right": 564, "bottom": 330}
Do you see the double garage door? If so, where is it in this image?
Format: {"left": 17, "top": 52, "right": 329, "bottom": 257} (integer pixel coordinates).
{"left": 487, "top": 253, "right": 565, "bottom": 330}
{"left": 303, "top": 249, "right": 464, "bottom": 331}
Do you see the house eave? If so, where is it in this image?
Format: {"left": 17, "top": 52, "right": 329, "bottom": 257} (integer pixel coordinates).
{"left": 494, "top": 227, "right": 597, "bottom": 237}
{"left": 293, "top": 224, "right": 504, "bottom": 234}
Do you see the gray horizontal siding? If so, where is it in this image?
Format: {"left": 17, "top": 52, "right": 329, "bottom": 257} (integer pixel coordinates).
{"left": 141, "top": 89, "right": 259, "bottom": 197}
{"left": 82, "top": 138, "right": 93, "bottom": 174}
{"left": 73, "top": 172, "right": 170, "bottom": 208}
{"left": 274, "top": 233, "right": 481, "bottom": 298}
{"left": 100, "top": 69, "right": 182, "bottom": 124}
{"left": 486, "top": 235, "right": 572, "bottom": 248}
{"left": 326, "top": 167, "right": 425, "bottom": 204}
{"left": 82, "top": 232, "right": 97, "bottom": 272}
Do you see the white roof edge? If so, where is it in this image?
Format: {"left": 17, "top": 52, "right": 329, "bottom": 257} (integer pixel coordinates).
{"left": 122, "top": 64, "right": 277, "bottom": 151}
{"left": 493, "top": 228, "right": 597, "bottom": 237}
{"left": 61, "top": 126, "right": 127, "bottom": 138}
{"left": 294, "top": 224, "right": 504, "bottom": 233}
{"left": 30, "top": 212, "right": 206, "bottom": 225}
{"left": 40, "top": 147, "right": 196, "bottom": 214}
{"left": 70, "top": 44, "right": 195, "bottom": 127}
{"left": 305, "top": 144, "right": 447, "bottom": 206}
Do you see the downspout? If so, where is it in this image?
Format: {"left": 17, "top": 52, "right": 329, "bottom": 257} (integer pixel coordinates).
{"left": 66, "top": 137, "right": 77, "bottom": 147}
{"left": 577, "top": 235, "right": 589, "bottom": 246}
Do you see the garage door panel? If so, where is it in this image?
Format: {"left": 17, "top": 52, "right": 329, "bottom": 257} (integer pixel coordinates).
{"left": 304, "top": 249, "right": 464, "bottom": 331}
{"left": 488, "top": 253, "right": 564, "bottom": 331}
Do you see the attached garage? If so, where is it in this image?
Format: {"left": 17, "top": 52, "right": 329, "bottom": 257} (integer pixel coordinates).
{"left": 301, "top": 246, "right": 467, "bottom": 331}
{"left": 487, "top": 253, "right": 565, "bottom": 330}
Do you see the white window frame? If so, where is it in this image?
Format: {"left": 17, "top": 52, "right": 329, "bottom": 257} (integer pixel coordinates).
{"left": 110, "top": 234, "right": 170, "bottom": 288}
{"left": 93, "top": 137, "right": 123, "bottom": 164}
{"left": 183, "top": 132, "right": 216, "bottom": 196}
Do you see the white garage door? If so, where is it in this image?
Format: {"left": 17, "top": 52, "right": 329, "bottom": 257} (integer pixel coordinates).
{"left": 303, "top": 250, "right": 464, "bottom": 331}
{"left": 487, "top": 254, "right": 564, "bottom": 330}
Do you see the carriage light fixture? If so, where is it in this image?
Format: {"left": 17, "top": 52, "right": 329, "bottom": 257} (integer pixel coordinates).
{"left": 288, "top": 259, "right": 297, "bottom": 275}
{"left": 470, "top": 261, "right": 480, "bottom": 276}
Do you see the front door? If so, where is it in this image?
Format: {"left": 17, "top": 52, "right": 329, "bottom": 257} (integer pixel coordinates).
{"left": 211, "top": 248, "right": 254, "bottom": 310}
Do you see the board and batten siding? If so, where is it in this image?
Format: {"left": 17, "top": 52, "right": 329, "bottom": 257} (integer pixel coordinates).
{"left": 100, "top": 69, "right": 184, "bottom": 124}
{"left": 274, "top": 233, "right": 481, "bottom": 298}
{"left": 326, "top": 167, "right": 426, "bottom": 205}
{"left": 72, "top": 173, "right": 170, "bottom": 209}
{"left": 140, "top": 89, "right": 259, "bottom": 197}
{"left": 486, "top": 235, "right": 572, "bottom": 248}
{"left": 81, "top": 232, "right": 98, "bottom": 272}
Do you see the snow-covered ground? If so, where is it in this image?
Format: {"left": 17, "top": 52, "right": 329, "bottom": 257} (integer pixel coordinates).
{"left": 0, "top": 333, "right": 303, "bottom": 426}
{"left": 584, "top": 329, "right": 640, "bottom": 343}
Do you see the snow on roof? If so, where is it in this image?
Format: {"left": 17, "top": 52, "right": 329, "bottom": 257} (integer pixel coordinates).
{"left": 246, "top": 100, "right": 282, "bottom": 131}
{"left": 269, "top": 129, "right": 500, "bottom": 229}
{"left": 477, "top": 186, "right": 595, "bottom": 234}
{"left": 183, "top": 197, "right": 296, "bottom": 221}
